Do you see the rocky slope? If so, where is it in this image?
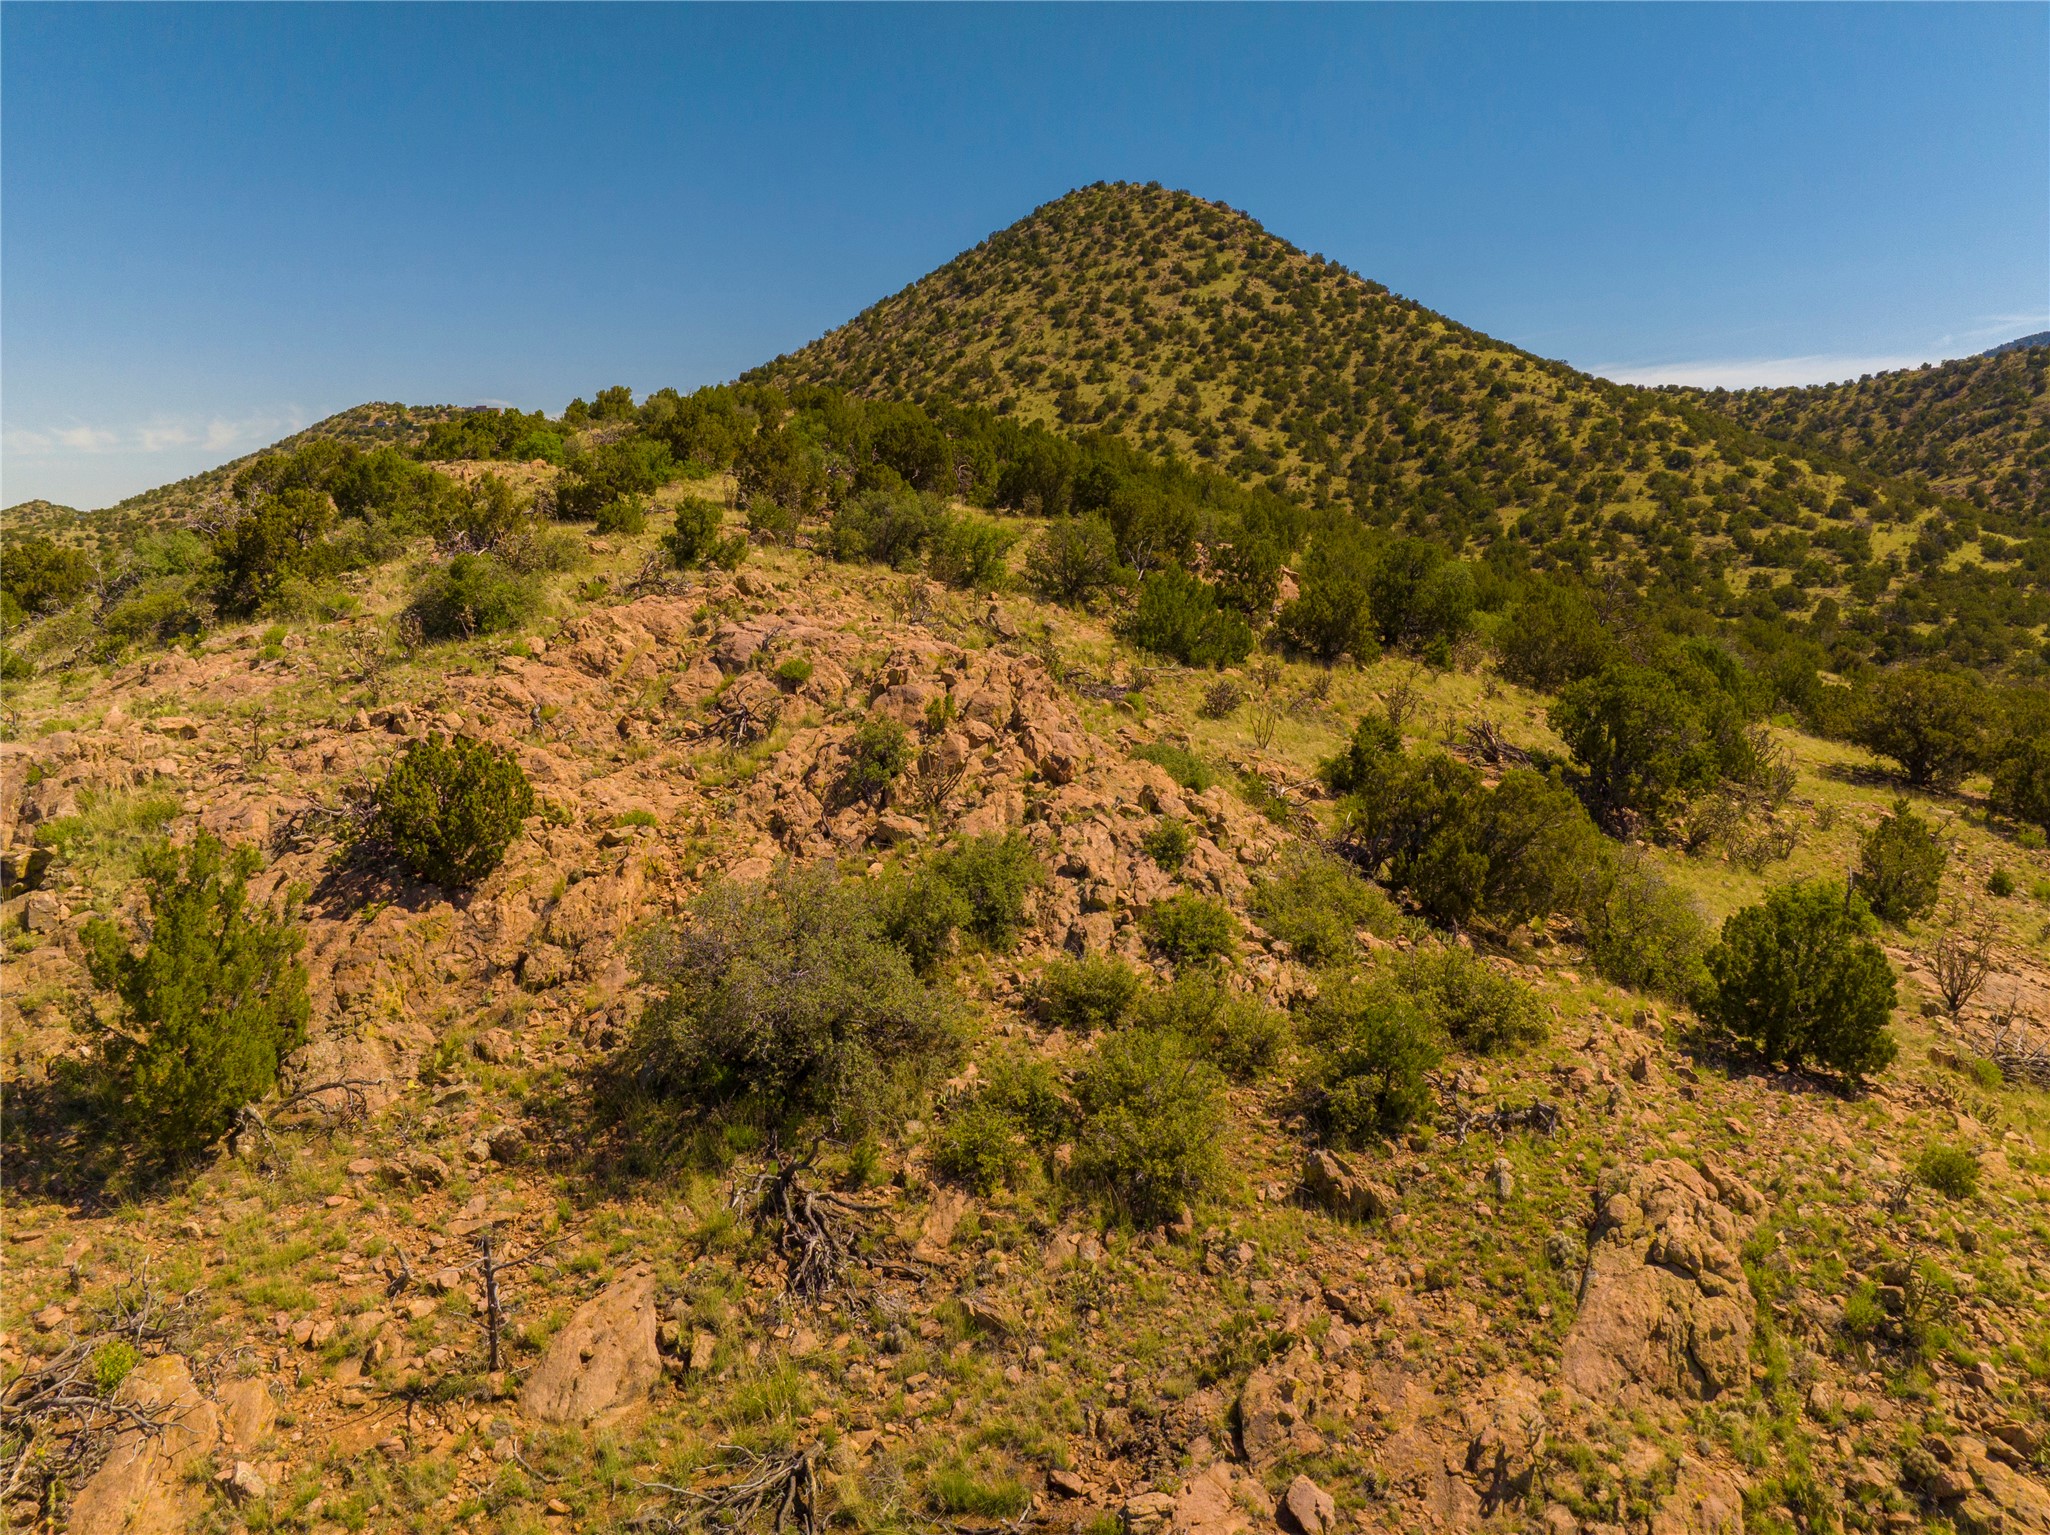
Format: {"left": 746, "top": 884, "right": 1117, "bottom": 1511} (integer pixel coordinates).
{"left": 5, "top": 493, "right": 2050, "bottom": 1535}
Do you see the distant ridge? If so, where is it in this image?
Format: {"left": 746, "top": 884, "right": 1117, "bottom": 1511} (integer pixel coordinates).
{"left": 1983, "top": 330, "right": 2050, "bottom": 357}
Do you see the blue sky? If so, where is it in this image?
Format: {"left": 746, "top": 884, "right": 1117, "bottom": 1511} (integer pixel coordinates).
{"left": 4, "top": 4, "right": 2045, "bottom": 510}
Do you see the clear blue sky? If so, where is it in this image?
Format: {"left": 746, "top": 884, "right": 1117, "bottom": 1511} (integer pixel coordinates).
{"left": 4, "top": 3, "right": 2045, "bottom": 509}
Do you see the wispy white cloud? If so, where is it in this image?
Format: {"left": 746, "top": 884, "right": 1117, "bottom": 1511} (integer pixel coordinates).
{"left": 2, "top": 408, "right": 308, "bottom": 460}
{"left": 1591, "top": 355, "right": 1939, "bottom": 390}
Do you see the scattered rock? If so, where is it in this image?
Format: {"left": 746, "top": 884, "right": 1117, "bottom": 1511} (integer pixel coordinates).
{"left": 68, "top": 1355, "right": 219, "bottom": 1535}
{"left": 217, "top": 1377, "right": 276, "bottom": 1449}
{"left": 520, "top": 1267, "right": 661, "bottom": 1424}
{"left": 219, "top": 1460, "right": 269, "bottom": 1503}
{"left": 1280, "top": 1474, "right": 1335, "bottom": 1535}
{"left": 1302, "top": 1149, "right": 1397, "bottom": 1222}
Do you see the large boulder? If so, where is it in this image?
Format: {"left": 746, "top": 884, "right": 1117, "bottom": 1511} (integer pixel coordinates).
{"left": 519, "top": 1266, "right": 662, "bottom": 1424}
{"left": 1649, "top": 1458, "right": 1746, "bottom": 1535}
{"left": 69, "top": 1355, "right": 219, "bottom": 1535}
{"left": 1302, "top": 1149, "right": 1397, "bottom": 1222}
{"left": 1561, "top": 1159, "right": 1764, "bottom": 1403}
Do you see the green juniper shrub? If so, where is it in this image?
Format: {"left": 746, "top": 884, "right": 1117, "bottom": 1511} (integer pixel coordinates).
{"left": 1852, "top": 665, "right": 1988, "bottom": 792}
{"left": 773, "top": 658, "right": 815, "bottom": 691}
{"left": 1025, "top": 515, "right": 1132, "bottom": 609}
{"left": 1367, "top": 538, "right": 1476, "bottom": 652}
{"left": 931, "top": 1051, "right": 1066, "bottom": 1196}
{"left": 554, "top": 436, "right": 676, "bottom": 521}
{"left": 1031, "top": 955, "right": 1144, "bottom": 1031}
{"left": 828, "top": 488, "right": 945, "bottom": 569}
{"left": 1989, "top": 732, "right": 2050, "bottom": 836}
{"left": 1319, "top": 711, "right": 1403, "bottom": 795}
{"left": 927, "top": 514, "right": 1018, "bottom": 591}
{"left": 1549, "top": 661, "right": 1755, "bottom": 835}
{"left": 838, "top": 718, "right": 913, "bottom": 809}
{"left": 1248, "top": 850, "right": 1399, "bottom": 965}
{"left": 630, "top": 864, "right": 959, "bottom": 1138}
{"left": 875, "top": 863, "right": 971, "bottom": 976}
{"left": 1118, "top": 568, "right": 1254, "bottom": 668}
{"left": 1143, "top": 892, "right": 1236, "bottom": 966}
{"left": 373, "top": 732, "right": 536, "bottom": 888}
{"left": 1398, "top": 946, "right": 1544, "bottom": 1055}
{"left": 1575, "top": 848, "right": 1713, "bottom": 1002}
{"left": 930, "top": 832, "right": 1044, "bottom": 949}
{"left": 212, "top": 489, "right": 341, "bottom": 615}
{"left": 1209, "top": 533, "right": 1284, "bottom": 618}
{"left": 1914, "top": 1144, "right": 1980, "bottom": 1201}
{"left": 664, "top": 497, "right": 747, "bottom": 570}
{"left": 1703, "top": 879, "right": 1898, "bottom": 1085}
{"left": 1492, "top": 580, "right": 1616, "bottom": 692}
{"left": 1275, "top": 529, "right": 1377, "bottom": 662}
{"left": 1299, "top": 975, "right": 1441, "bottom": 1146}
{"left": 591, "top": 496, "right": 648, "bottom": 536}
{"left": 0, "top": 532, "right": 94, "bottom": 618}
{"left": 1127, "top": 974, "right": 1289, "bottom": 1081}
{"left": 406, "top": 553, "right": 541, "bottom": 640}
{"left": 1130, "top": 741, "right": 1214, "bottom": 792}
{"left": 1142, "top": 817, "right": 1193, "bottom": 871}
{"left": 438, "top": 473, "right": 531, "bottom": 551}
{"left": 80, "top": 834, "right": 309, "bottom": 1164}
{"left": 1854, "top": 799, "right": 1948, "bottom": 923}
{"left": 1069, "top": 1026, "right": 1227, "bottom": 1226}
{"left": 1988, "top": 868, "right": 2016, "bottom": 898}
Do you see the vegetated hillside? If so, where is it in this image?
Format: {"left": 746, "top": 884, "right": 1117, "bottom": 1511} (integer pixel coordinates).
{"left": 1, "top": 403, "right": 467, "bottom": 554}
{"left": 5, "top": 468, "right": 2050, "bottom": 1535}
{"left": 749, "top": 182, "right": 2048, "bottom": 673}
{"left": 1686, "top": 342, "right": 2050, "bottom": 529}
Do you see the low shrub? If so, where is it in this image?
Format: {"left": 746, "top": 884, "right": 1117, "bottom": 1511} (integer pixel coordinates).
{"left": 1854, "top": 800, "right": 1947, "bottom": 923}
{"left": 80, "top": 834, "right": 309, "bottom": 1164}
{"left": 839, "top": 718, "right": 912, "bottom": 809}
{"left": 1198, "top": 678, "right": 1245, "bottom": 720}
{"left": 927, "top": 514, "right": 1018, "bottom": 591}
{"left": 931, "top": 832, "right": 1044, "bottom": 949}
{"left": 1141, "top": 817, "right": 1193, "bottom": 871}
{"left": 828, "top": 489, "right": 945, "bottom": 568}
{"left": 631, "top": 864, "right": 959, "bottom": 1137}
{"left": 1070, "top": 1027, "right": 1227, "bottom": 1225}
{"left": 1128, "top": 975, "right": 1289, "bottom": 1081}
{"left": 1988, "top": 869, "right": 2016, "bottom": 898}
{"left": 1130, "top": 741, "right": 1214, "bottom": 792}
{"left": 774, "top": 658, "right": 814, "bottom": 690}
{"left": 1399, "top": 947, "right": 1543, "bottom": 1055}
{"left": 1026, "top": 515, "right": 1130, "bottom": 609}
{"left": 407, "top": 553, "right": 541, "bottom": 640}
{"left": 1575, "top": 849, "right": 1713, "bottom": 1002}
{"left": 1703, "top": 879, "right": 1898, "bottom": 1084}
{"left": 1249, "top": 851, "right": 1398, "bottom": 965}
{"left": 875, "top": 863, "right": 972, "bottom": 975}
{"left": 1119, "top": 568, "right": 1253, "bottom": 668}
{"left": 373, "top": 733, "right": 536, "bottom": 888}
{"left": 665, "top": 497, "right": 747, "bottom": 570}
{"left": 1032, "top": 955, "right": 1143, "bottom": 1031}
{"left": 1143, "top": 892, "right": 1236, "bottom": 966}
{"left": 1914, "top": 1143, "right": 1979, "bottom": 1201}
{"left": 931, "top": 1052, "right": 1066, "bottom": 1195}
{"left": 1299, "top": 975, "right": 1440, "bottom": 1146}
{"left": 592, "top": 496, "right": 647, "bottom": 536}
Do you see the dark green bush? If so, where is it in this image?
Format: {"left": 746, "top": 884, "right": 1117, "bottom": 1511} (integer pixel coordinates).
{"left": 931, "top": 1052, "right": 1066, "bottom": 1195}
{"left": 1914, "top": 1143, "right": 1979, "bottom": 1201}
{"left": 81, "top": 834, "right": 308, "bottom": 1163}
{"left": 828, "top": 489, "right": 946, "bottom": 569}
{"left": 1575, "top": 849, "right": 1712, "bottom": 1002}
{"left": 1275, "top": 530, "right": 1377, "bottom": 662}
{"left": 1852, "top": 666, "right": 1987, "bottom": 791}
{"left": 1703, "top": 879, "right": 1898, "bottom": 1084}
{"left": 592, "top": 497, "right": 648, "bottom": 536}
{"left": 555, "top": 437, "right": 676, "bottom": 521}
{"left": 1032, "top": 955, "right": 1143, "bottom": 1031}
{"left": 1143, "top": 892, "right": 1236, "bottom": 966}
{"left": 664, "top": 497, "right": 747, "bottom": 570}
{"left": 1248, "top": 851, "right": 1398, "bottom": 965}
{"left": 1319, "top": 711, "right": 1403, "bottom": 795}
{"left": 1026, "top": 516, "right": 1131, "bottom": 608}
{"left": 1854, "top": 800, "right": 1947, "bottom": 923}
{"left": 1127, "top": 974, "right": 1288, "bottom": 1081}
{"left": 407, "top": 553, "right": 541, "bottom": 639}
{"left": 1119, "top": 568, "right": 1253, "bottom": 668}
{"left": 212, "top": 489, "right": 340, "bottom": 614}
{"left": 1493, "top": 581, "right": 1616, "bottom": 691}
{"left": 1299, "top": 976, "right": 1440, "bottom": 1146}
{"left": 931, "top": 832, "right": 1044, "bottom": 949}
{"left": 1070, "top": 1027, "right": 1227, "bottom": 1225}
{"left": 631, "top": 864, "right": 958, "bottom": 1137}
{"left": 839, "top": 718, "right": 912, "bottom": 808}
{"left": 1990, "top": 732, "right": 2050, "bottom": 835}
{"left": 373, "top": 733, "right": 536, "bottom": 888}
{"left": 439, "top": 473, "right": 530, "bottom": 551}
{"left": 875, "top": 863, "right": 972, "bottom": 976}
{"left": 1550, "top": 662, "right": 1754, "bottom": 833}
{"left": 1142, "top": 817, "right": 1193, "bottom": 871}
{"left": 1, "top": 533, "right": 94, "bottom": 616}
{"left": 927, "top": 514, "right": 1018, "bottom": 591}
{"left": 1368, "top": 539, "right": 1475, "bottom": 652}
{"left": 1398, "top": 947, "right": 1543, "bottom": 1055}
{"left": 1130, "top": 741, "right": 1214, "bottom": 792}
